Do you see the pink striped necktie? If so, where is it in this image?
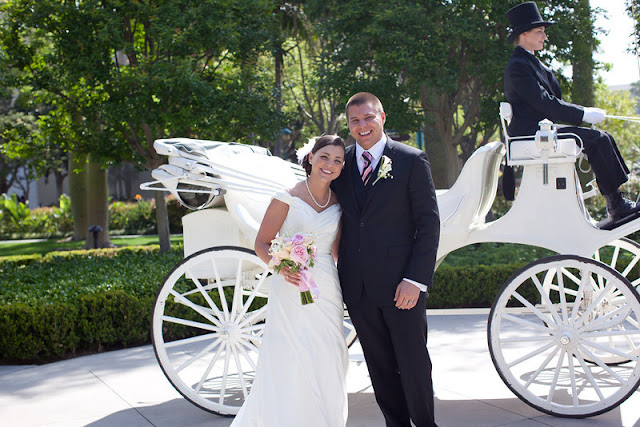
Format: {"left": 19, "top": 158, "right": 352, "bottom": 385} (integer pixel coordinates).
{"left": 361, "top": 151, "right": 373, "bottom": 185}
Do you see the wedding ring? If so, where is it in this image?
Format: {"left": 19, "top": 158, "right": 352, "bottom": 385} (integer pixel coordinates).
{"left": 408, "top": 300, "right": 414, "bottom": 304}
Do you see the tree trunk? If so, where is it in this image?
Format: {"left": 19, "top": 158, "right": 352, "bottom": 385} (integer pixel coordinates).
{"left": 154, "top": 190, "right": 171, "bottom": 253}
{"left": 273, "top": 46, "right": 284, "bottom": 157}
{"left": 422, "top": 121, "right": 449, "bottom": 189}
{"left": 419, "top": 86, "right": 463, "bottom": 188}
{"left": 572, "top": 0, "right": 595, "bottom": 107}
{"left": 68, "top": 152, "right": 88, "bottom": 241}
{"left": 84, "top": 156, "right": 113, "bottom": 249}
{"left": 54, "top": 170, "right": 65, "bottom": 202}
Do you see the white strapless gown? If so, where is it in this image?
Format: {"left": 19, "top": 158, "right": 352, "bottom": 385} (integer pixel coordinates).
{"left": 230, "top": 191, "right": 348, "bottom": 427}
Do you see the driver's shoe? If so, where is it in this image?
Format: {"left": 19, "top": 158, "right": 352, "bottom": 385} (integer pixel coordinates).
{"left": 605, "top": 191, "right": 640, "bottom": 221}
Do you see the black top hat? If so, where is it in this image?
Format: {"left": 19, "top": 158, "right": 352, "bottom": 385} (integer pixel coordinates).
{"left": 507, "top": 2, "right": 553, "bottom": 43}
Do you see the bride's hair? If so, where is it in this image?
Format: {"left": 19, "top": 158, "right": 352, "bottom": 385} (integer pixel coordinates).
{"left": 301, "top": 135, "right": 345, "bottom": 176}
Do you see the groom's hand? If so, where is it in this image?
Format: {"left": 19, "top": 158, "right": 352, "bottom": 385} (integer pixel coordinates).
{"left": 394, "top": 280, "right": 420, "bottom": 310}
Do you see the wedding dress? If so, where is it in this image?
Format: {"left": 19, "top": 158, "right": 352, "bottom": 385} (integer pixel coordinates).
{"left": 231, "top": 191, "right": 348, "bottom": 427}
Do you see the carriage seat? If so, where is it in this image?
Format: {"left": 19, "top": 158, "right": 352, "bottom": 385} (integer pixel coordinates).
{"left": 436, "top": 141, "right": 505, "bottom": 228}
{"left": 500, "top": 102, "right": 582, "bottom": 166}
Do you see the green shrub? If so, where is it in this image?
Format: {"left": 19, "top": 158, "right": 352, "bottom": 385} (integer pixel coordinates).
{"left": 0, "top": 194, "right": 188, "bottom": 240}
{"left": 0, "top": 243, "right": 531, "bottom": 362}
{"left": 428, "top": 263, "right": 527, "bottom": 308}
{"left": 0, "top": 253, "right": 42, "bottom": 268}
{"left": 108, "top": 196, "right": 187, "bottom": 235}
{"left": 0, "top": 246, "right": 183, "bottom": 362}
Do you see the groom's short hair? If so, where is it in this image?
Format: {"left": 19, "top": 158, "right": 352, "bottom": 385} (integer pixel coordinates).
{"left": 345, "top": 92, "right": 384, "bottom": 118}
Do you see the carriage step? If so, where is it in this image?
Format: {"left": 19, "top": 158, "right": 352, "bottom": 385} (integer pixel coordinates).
{"left": 597, "top": 209, "right": 640, "bottom": 230}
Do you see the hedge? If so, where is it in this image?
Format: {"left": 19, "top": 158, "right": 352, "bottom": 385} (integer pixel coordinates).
{"left": 427, "top": 263, "right": 527, "bottom": 309}
{"left": 0, "top": 246, "right": 528, "bottom": 363}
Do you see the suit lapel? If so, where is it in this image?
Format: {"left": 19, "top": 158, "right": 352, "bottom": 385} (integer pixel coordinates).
{"left": 519, "top": 48, "right": 558, "bottom": 98}
{"left": 360, "top": 140, "right": 395, "bottom": 213}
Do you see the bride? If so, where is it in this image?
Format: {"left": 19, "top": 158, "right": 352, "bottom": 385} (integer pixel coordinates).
{"left": 231, "top": 135, "right": 348, "bottom": 427}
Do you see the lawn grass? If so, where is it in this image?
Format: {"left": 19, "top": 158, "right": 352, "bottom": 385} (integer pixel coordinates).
{"left": 0, "top": 235, "right": 184, "bottom": 257}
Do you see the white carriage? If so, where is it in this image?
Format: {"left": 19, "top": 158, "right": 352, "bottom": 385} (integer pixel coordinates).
{"left": 140, "top": 104, "right": 640, "bottom": 419}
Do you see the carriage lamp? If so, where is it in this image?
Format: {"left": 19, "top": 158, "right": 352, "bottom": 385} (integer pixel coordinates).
{"left": 535, "top": 119, "right": 558, "bottom": 185}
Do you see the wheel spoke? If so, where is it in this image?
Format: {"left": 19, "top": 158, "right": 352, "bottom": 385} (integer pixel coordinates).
{"left": 560, "top": 266, "right": 582, "bottom": 287}
{"left": 569, "top": 273, "right": 589, "bottom": 324}
{"left": 234, "top": 270, "right": 269, "bottom": 321}
{"left": 531, "top": 274, "right": 562, "bottom": 325}
{"left": 189, "top": 273, "right": 225, "bottom": 321}
{"left": 210, "top": 257, "right": 230, "bottom": 321}
{"left": 231, "top": 344, "right": 250, "bottom": 398}
{"left": 577, "top": 344, "right": 625, "bottom": 384}
{"left": 609, "top": 245, "right": 621, "bottom": 271}
{"left": 176, "top": 337, "right": 223, "bottom": 373}
{"left": 229, "top": 260, "right": 245, "bottom": 322}
{"left": 523, "top": 346, "right": 560, "bottom": 389}
{"left": 510, "top": 290, "right": 556, "bottom": 327}
{"left": 239, "top": 337, "right": 260, "bottom": 354}
{"left": 556, "top": 268, "right": 569, "bottom": 323}
{"left": 575, "top": 281, "right": 616, "bottom": 328}
{"left": 499, "top": 335, "right": 555, "bottom": 343}
{"left": 621, "top": 255, "right": 640, "bottom": 278}
{"left": 567, "top": 351, "right": 578, "bottom": 407}
{"left": 162, "top": 315, "right": 218, "bottom": 332}
{"left": 169, "top": 289, "right": 223, "bottom": 328}
{"left": 237, "top": 340, "right": 258, "bottom": 371}
{"left": 195, "top": 340, "right": 226, "bottom": 393}
{"left": 164, "top": 333, "right": 217, "bottom": 349}
{"left": 507, "top": 341, "right": 556, "bottom": 368}
{"left": 218, "top": 345, "right": 231, "bottom": 406}
{"left": 581, "top": 338, "right": 639, "bottom": 361}
{"left": 239, "top": 305, "right": 268, "bottom": 328}
{"left": 580, "top": 305, "right": 632, "bottom": 333}
{"left": 582, "top": 329, "right": 640, "bottom": 338}
{"left": 574, "top": 351, "right": 605, "bottom": 402}
{"left": 547, "top": 349, "right": 566, "bottom": 403}
{"left": 502, "top": 313, "right": 554, "bottom": 334}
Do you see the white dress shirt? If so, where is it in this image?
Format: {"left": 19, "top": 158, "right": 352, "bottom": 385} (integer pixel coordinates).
{"left": 356, "top": 136, "right": 386, "bottom": 175}
{"left": 354, "top": 135, "right": 428, "bottom": 294}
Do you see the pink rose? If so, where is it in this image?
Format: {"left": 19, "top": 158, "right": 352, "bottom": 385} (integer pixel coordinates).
{"left": 290, "top": 244, "right": 309, "bottom": 265}
{"left": 292, "top": 233, "right": 305, "bottom": 245}
{"left": 274, "top": 249, "right": 289, "bottom": 261}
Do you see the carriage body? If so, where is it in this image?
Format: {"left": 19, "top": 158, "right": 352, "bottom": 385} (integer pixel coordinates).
{"left": 142, "top": 108, "right": 640, "bottom": 418}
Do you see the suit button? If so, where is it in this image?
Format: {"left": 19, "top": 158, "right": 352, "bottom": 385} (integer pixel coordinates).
{"left": 357, "top": 248, "right": 361, "bottom": 253}
{"left": 360, "top": 222, "right": 365, "bottom": 227}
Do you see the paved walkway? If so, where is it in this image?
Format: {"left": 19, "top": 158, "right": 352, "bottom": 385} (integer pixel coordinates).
{"left": 1, "top": 309, "right": 638, "bottom": 427}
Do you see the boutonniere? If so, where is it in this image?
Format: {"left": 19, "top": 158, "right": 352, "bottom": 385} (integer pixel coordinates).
{"left": 372, "top": 155, "right": 393, "bottom": 185}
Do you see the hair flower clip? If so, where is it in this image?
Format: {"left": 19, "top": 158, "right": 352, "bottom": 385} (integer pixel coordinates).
{"left": 296, "top": 137, "right": 318, "bottom": 165}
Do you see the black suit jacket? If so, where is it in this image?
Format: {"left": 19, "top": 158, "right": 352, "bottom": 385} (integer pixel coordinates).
{"left": 504, "top": 46, "right": 584, "bottom": 137}
{"left": 333, "top": 138, "right": 440, "bottom": 306}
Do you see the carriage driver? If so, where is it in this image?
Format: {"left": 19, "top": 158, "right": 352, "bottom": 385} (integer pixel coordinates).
{"left": 504, "top": 1, "right": 640, "bottom": 223}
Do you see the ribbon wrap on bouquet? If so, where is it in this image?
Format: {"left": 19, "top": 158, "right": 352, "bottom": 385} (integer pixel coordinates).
{"left": 298, "top": 267, "right": 320, "bottom": 305}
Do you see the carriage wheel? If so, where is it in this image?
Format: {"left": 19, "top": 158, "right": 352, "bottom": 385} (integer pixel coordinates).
{"left": 594, "top": 237, "right": 640, "bottom": 291}
{"left": 588, "top": 238, "right": 640, "bottom": 364}
{"left": 152, "top": 246, "right": 357, "bottom": 415}
{"left": 538, "top": 238, "right": 640, "bottom": 365}
{"left": 152, "top": 246, "right": 270, "bottom": 416}
{"left": 489, "top": 255, "right": 640, "bottom": 418}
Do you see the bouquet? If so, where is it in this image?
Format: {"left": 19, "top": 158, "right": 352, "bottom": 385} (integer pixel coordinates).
{"left": 268, "top": 232, "right": 319, "bottom": 305}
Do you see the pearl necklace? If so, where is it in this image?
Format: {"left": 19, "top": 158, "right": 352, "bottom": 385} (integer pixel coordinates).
{"left": 305, "top": 178, "right": 331, "bottom": 209}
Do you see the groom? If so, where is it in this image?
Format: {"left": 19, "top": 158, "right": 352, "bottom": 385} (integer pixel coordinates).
{"left": 333, "top": 92, "right": 440, "bottom": 427}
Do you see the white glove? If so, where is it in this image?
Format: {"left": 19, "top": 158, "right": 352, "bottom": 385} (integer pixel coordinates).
{"left": 582, "top": 107, "right": 606, "bottom": 124}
